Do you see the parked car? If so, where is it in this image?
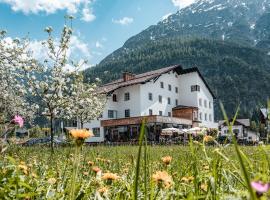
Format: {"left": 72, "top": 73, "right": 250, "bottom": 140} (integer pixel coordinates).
{"left": 22, "top": 137, "right": 68, "bottom": 146}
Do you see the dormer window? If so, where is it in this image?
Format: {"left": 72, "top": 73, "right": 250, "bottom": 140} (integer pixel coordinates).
{"left": 191, "top": 85, "right": 200, "bottom": 92}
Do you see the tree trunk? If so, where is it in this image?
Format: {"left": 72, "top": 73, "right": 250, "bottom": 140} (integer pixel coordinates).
{"left": 50, "top": 115, "right": 54, "bottom": 154}
{"left": 81, "top": 120, "right": 83, "bottom": 129}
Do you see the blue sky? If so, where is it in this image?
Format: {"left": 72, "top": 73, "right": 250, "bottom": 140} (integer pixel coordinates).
{"left": 0, "top": 0, "right": 195, "bottom": 67}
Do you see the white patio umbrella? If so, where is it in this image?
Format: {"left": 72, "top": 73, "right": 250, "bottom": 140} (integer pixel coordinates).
{"left": 161, "top": 128, "right": 183, "bottom": 136}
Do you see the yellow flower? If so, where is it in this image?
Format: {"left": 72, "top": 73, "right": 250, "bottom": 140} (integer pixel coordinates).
{"left": 98, "top": 187, "right": 109, "bottom": 194}
{"left": 203, "top": 165, "right": 209, "bottom": 170}
{"left": 203, "top": 135, "right": 214, "bottom": 143}
{"left": 88, "top": 161, "right": 94, "bottom": 166}
{"left": 102, "top": 173, "right": 119, "bottom": 181}
{"left": 200, "top": 183, "right": 208, "bottom": 191}
{"left": 181, "top": 176, "right": 194, "bottom": 183}
{"left": 48, "top": 178, "right": 57, "bottom": 185}
{"left": 161, "top": 156, "right": 172, "bottom": 165}
{"left": 70, "top": 129, "right": 93, "bottom": 139}
{"left": 18, "top": 164, "right": 28, "bottom": 175}
{"left": 152, "top": 171, "right": 173, "bottom": 188}
{"left": 31, "top": 172, "right": 38, "bottom": 178}
{"left": 83, "top": 171, "right": 89, "bottom": 176}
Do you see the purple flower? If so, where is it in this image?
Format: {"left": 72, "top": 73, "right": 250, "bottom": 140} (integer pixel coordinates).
{"left": 12, "top": 115, "right": 24, "bottom": 128}
{"left": 251, "top": 181, "right": 270, "bottom": 194}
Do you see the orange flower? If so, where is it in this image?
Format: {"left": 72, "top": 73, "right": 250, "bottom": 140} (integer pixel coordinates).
{"left": 88, "top": 161, "right": 94, "bottom": 166}
{"left": 200, "top": 183, "right": 208, "bottom": 191}
{"left": 102, "top": 173, "right": 119, "bottom": 181}
{"left": 181, "top": 176, "right": 194, "bottom": 183}
{"left": 152, "top": 171, "right": 173, "bottom": 188}
{"left": 203, "top": 135, "right": 214, "bottom": 143}
{"left": 70, "top": 129, "right": 93, "bottom": 140}
{"left": 98, "top": 187, "right": 109, "bottom": 194}
{"left": 161, "top": 156, "right": 172, "bottom": 165}
{"left": 92, "top": 166, "right": 101, "bottom": 173}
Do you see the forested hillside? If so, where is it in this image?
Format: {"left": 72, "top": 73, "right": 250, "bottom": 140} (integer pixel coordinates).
{"left": 84, "top": 0, "right": 270, "bottom": 120}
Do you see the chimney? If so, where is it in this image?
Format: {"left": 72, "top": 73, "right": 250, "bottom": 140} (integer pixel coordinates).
{"left": 123, "top": 72, "right": 135, "bottom": 82}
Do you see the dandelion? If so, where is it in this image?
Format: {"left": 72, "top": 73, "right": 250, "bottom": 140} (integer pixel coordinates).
{"left": 161, "top": 156, "right": 172, "bottom": 165}
{"left": 70, "top": 129, "right": 93, "bottom": 140}
{"left": 31, "top": 172, "right": 38, "bottom": 178}
{"left": 203, "top": 135, "right": 214, "bottom": 143}
{"left": 18, "top": 164, "right": 28, "bottom": 174}
{"left": 152, "top": 171, "right": 173, "bottom": 188}
{"left": 181, "top": 176, "right": 194, "bottom": 183}
{"left": 83, "top": 171, "right": 89, "bottom": 176}
{"left": 203, "top": 165, "right": 209, "bottom": 170}
{"left": 200, "top": 183, "right": 208, "bottom": 192}
{"left": 102, "top": 173, "right": 119, "bottom": 181}
{"left": 251, "top": 181, "right": 270, "bottom": 194}
{"left": 88, "top": 161, "right": 94, "bottom": 166}
{"left": 48, "top": 178, "right": 57, "bottom": 185}
{"left": 92, "top": 166, "right": 101, "bottom": 173}
{"left": 98, "top": 187, "right": 109, "bottom": 195}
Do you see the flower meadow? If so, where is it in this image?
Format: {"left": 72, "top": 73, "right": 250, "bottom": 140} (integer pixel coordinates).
{"left": 1, "top": 142, "right": 270, "bottom": 199}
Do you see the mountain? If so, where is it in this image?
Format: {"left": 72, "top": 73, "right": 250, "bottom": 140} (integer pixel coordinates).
{"left": 84, "top": 0, "right": 270, "bottom": 120}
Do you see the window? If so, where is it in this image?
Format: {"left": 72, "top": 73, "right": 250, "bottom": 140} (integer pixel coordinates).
{"left": 168, "top": 112, "right": 171, "bottom": 117}
{"left": 148, "top": 93, "right": 153, "bottom": 101}
{"left": 209, "top": 114, "right": 212, "bottom": 122}
{"left": 168, "top": 97, "right": 171, "bottom": 104}
{"left": 199, "top": 98, "right": 202, "bottom": 106}
{"left": 193, "top": 111, "right": 198, "bottom": 120}
{"left": 209, "top": 101, "right": 212, "bottom": 109}
{"left": 175, "top": 99, "right": 178, "bottom": 106}
{"left": 199, "top": 112, "right": 202, "bottom": 120}
{"left": 204, "top": 100, "right": 207, "bottom": 108}
{"left": 158, "top": 95, "right": 162, "bottom": 103}
{"left": 191, "top": 85, "right": 200, "bottom": 92}
{"left": 205, "top": 113, "right": 207, "bottom": 121}
{"left": 149, "top": 109, "right": 153, "bottom": 115}
{"left": 168, "top": 84, "right": 172, "bottom": 91}
{"left": 108, "top": 110, "right": 117, "bottom": 118}
{"left": 125, "top": 109, "right": 130, "bottom": 118}
{"left": 112, "top": 94, "right": 117, "bottom": 102}
{"left": 160, "top": 82, "right": 164, "bottom": 88}
{"left": 92, "top": 128, "right": 100, "bottom": 137}
{"left": 159, "top": 111, "right": 163, "bottom": 116}
{"left": 175, "top": 87, "right": 178, "bottom": 93}
{"left": 124, "top": 92, "right": 130, "bottom": 101}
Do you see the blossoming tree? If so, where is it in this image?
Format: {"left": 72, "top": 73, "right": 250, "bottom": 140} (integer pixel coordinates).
{"left": 69, "top": 74, "right": 106, "bottom": 129}
{"left": 0, "top": 31, "right": 35, "bottom": 129}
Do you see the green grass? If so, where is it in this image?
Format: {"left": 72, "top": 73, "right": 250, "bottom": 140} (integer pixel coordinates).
{"left": 1, "top": 144, "right": 270, "bottom": 199}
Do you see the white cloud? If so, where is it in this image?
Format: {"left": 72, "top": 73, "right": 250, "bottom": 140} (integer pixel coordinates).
{"left": 0, "top": 0, "right": 96, "bottom": 22}
{"left": 162, "top": 13, "right": 172, "bottom": 20}
{"left": 0, "top": 0, "right": 89, "bottom": 14}
{"left": 112, "top": 17, "right": 133, "bottom": 25}
{"left": 81, "top": 7, "right": 95, "bottom": 22}
{"left": 171, "top": 0, "right": 195, "bottom": 9}
{"left": 95, "top": 41, "right": 103, "bottom": 48}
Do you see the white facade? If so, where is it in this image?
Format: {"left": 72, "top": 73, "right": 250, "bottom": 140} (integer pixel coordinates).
{"left": 84, "top": 68, "right": 216, "bottom": 142}
{"left": 220, "top": 124, "right": 259, "bottom": 142}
